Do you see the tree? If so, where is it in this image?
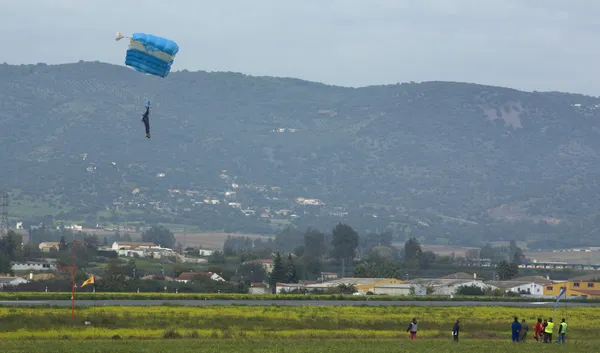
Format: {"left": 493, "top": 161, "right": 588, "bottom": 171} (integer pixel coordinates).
{"left": 404, "top": 237, "right": 423, "bottom": 262}
{"left": 354, "top": 261, "right": 400, "bottom": 278}
{"left": 286, "top": 254, "right": 298, "bottom": 283}
{"left": 0, "top": 252, "right": 12, "bottom": 275}
{"left": 99, "top": 259, "right": 127, "bottom": 291}
{"left": 21, "top": 243, "right": 42, "bottom": 260}
{"left": 59, "top": 235, "right": 68, "bottom": 252}
{"left": 268, "top": 252, "right": 287, "bottom": 287}
{"left": 275, "top": 226, "right": 305, "bottom": 252}
{"left": 496, "top": 260, "right": 519, "bottom": 280}
{"left": 419, "top": 251, "right": 437, "bottom": 270}
{"left": 141, "top": 225, "right": 176, "bottom": 249}
{"left": 303, "top": 228, "right": 326, "bottom": 259}
{"left": 208, "top": 251, "right": 226, "bottom": 265}
{"left": 330, "top": 223, "right": 359, "bottom": 263}
{"left": 0, "top": 230, "right": 22, "bottom": 260}
{"left": 237, "top": 263, "right": 268, "bottom": 283}
{"left": 509, "top": 240, "right": 524, "bottom": 264}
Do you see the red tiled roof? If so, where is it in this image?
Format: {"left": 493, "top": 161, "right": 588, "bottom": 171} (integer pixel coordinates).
{"left": 176, "top": 272, "right": 197, "bottom": 281}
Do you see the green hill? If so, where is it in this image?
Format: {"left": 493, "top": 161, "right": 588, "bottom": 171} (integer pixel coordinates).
{"left": 2, "top": 61, "right": 600, "bottom": 248}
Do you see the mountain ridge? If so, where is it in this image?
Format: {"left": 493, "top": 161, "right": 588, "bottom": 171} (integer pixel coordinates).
{"left": 2, "top": 61, "right": 600, "bottom": 247}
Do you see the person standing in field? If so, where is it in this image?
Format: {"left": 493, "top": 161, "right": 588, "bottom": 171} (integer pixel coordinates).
{"left": 542, "top": 319, "right": 548, "bottom": 342}
{"left": 544, "top": 317, "right": 554, "bottom": 343}
{"left": 557, "top": 318, "right": 567, "bottom": 343}
{"left": 533, "top": 318, "right": 544, "bottom": 342}
{"left": 519, "top": 319, "right": 528, "bottom": 342}
{"left": 452, "top": 319, "right": 460, "bottom": 342}
{"left": 511, "top": 316, "right": 521, "bottom": 343}
{"left": 407, "top": 318, "right": 418, "bottom": 340}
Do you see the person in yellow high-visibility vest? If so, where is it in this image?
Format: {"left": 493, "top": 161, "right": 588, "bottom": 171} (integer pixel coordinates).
{"left": 544, "top": 317, "right": 554, "bottom": 343}
{"left": 557, "top": 318, "right": 567, "bottom": 344}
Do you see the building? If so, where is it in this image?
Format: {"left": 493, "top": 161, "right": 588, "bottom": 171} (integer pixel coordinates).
{"left": 111, "top": 241, "right": 157, "bottom": 251}
{"left": 111, "top": 241, "right": 176, "bottom": 259}
{"left": 38, "top": 242, "right": 60, "bottom": 252}
{"left": 304, "top": 277, "right": 403, "bottom": 293}
{"left": 544, "top": 280, "right": 600, "bottom": 299}
{"left": 486, "top": 280, "right": 547, "bottom": 296}
{"left": 241, "top": 259, "right": 274, "bottom": 273}
{"left": 405, "top": 277, "right": 491, "bottom": 296}
{"left": 373, "top": 283, "right": 427, "bottom": 296}
{"left": 11, "top": 260, "right": 57, "bottom": 272}
{"left": 175, "top": 272, "right": 225, "bottom": 284}
{"left": 249, "top": 282, "right": 269, "bottom": 294}
{"left": 275, "top": 282, "right": 307, "bottom": 293}
{"left": 198, "top": 249, "right": 214, "bottom": 256}
{"left": 0, "top": 276, "right": 28, "bottom": 288}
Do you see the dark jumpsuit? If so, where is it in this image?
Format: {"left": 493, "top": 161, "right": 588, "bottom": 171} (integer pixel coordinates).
{"left": 141, "top": 106, "right": 150, "bottom": 138}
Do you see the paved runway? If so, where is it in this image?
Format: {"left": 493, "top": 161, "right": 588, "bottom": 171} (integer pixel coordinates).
{"left": 0, "top": 299, "right": 595, "bottom": 307}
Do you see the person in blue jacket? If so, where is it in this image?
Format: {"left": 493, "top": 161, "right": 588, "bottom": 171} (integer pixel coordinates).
{"left": 511, "top": 316, "right": 522, "bottom": 342}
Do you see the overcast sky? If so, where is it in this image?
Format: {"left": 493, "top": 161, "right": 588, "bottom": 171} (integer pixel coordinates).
{"left": 2, "top": 0, "right": 599, "bottom": 95}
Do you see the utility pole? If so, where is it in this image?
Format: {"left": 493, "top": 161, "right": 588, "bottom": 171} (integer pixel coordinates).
{"left": 62, "top": 241, "right": 88, "bottom": 321}
{"left": 0, "top": 192, "right": 8, "bottom": 238}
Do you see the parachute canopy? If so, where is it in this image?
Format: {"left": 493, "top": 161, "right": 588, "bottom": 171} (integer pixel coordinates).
{"left": 116, "top": 32, "right": 179, "bottom": 78}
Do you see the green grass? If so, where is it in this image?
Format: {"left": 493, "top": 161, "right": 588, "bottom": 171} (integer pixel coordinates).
{"left": 0, "top": 339, "right": 587, "bottom": 353}
{"left": 0, "top": 305, "right": 584, "bottom": 339}
{"left": 0, "top": 306, "right": 587, "bottom": 352}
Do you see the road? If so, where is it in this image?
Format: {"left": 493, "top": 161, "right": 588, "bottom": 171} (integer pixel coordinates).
{"left": 0, "top": 299, "right": 595, "bottom": 307}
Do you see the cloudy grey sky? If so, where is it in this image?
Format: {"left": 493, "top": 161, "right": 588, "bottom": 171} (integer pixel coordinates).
{"left": 2, "top": 0, "right": 599, "bottom": 95}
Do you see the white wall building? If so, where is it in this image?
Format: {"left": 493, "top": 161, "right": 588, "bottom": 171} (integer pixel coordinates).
{"left": 373, "top": 283, "right": 427, "bottom": 296}
{"left": 486, "top": 280, "right": 547, "bottom": 296}
{"left": 198, "top": 249, "right": 214, "bottom": 256}
{"left": 0, "top": 276, "right": 28, "bottom": 288}
{"left": 11, "top": 261, "right": 57, "bottom": 272}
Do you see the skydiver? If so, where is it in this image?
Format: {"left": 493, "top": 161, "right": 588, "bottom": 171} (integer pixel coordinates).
{"left": 141, "top": 101, "right": 151, "bottom": 138}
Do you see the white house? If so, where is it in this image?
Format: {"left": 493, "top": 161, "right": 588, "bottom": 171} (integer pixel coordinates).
{"left": 198, "top": 249, "right": 214, "bottom": 256}
{"left": 175, "top": 272, "right": 225, "bottom": 283}
{"left": 486, "top": 281, "right": 546, "bottom": 296}
{"left": 249, "top": 282, "right": 269, "bottom": 294}
{"left": 0, "top": 276, "right": 28, "bottom": 288}
{"left": 405, "top": 278, "right": 492, "bottom": 296}
{"left": 38, "top": 242, "right": 60, "bottom": 252}
{"left": 11, "top": 260, "right": 57, "bottom": 272}
{"left": 111, "top": 241, "right": 157, "bottom": 251}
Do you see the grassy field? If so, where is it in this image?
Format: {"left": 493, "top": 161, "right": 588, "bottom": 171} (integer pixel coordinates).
{"left": 0, "top": 305, "right": 585, "bottom": 339}
{"left": 0, "top": 339, "right": 588, "bottom": 353}
{"left": 0, "top": 305, "right": 587, "bottom": 352}
{"left": 174, "top": 232, "right": 272, "bottom": 249}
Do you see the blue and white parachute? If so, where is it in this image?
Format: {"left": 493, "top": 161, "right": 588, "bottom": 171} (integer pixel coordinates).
{"left": 115, "top": 32, "right": 179, "bottom": 78}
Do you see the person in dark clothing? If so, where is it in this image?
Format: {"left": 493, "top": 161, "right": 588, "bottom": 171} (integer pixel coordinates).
{"left": 452, "top": 319, "right": 460, "bottom": 342}
{"left": 511, "top": 316, "right": 521, "bottom": 343}
{"left": 141, "top": 101, "right": 151, "bottom": 138}
{"left": 519, "top": 319, "right": 528, "bottom": 342}
{"left": 542, "top": 319, "right": 548, "bottom": 343}
{"left": 407, "top": 318, "right": 418, "bottom": 340}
